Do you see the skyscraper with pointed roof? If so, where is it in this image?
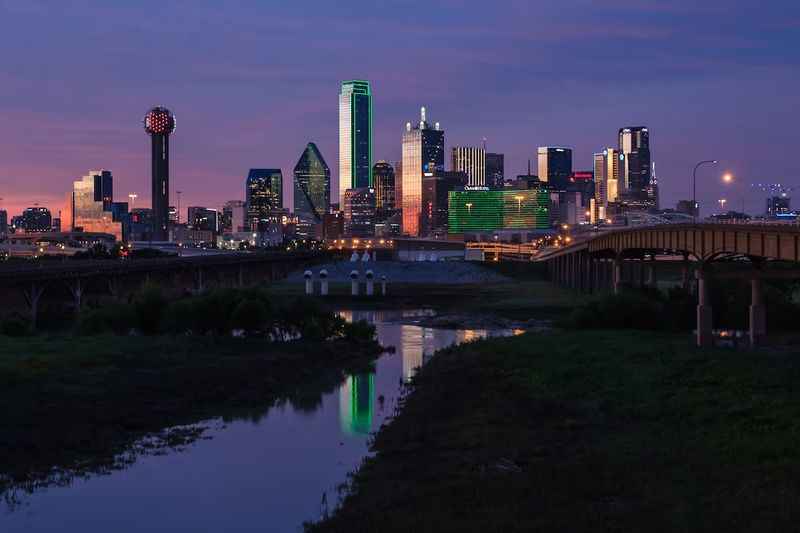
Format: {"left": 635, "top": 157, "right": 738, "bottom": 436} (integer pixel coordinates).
{"left": 293, "top": 143, "right": 330, "bottom": 223}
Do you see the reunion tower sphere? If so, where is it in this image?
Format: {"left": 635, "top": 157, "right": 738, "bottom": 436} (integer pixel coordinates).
{"left": 143, "top": 106, "right": 176, "bottom": 135}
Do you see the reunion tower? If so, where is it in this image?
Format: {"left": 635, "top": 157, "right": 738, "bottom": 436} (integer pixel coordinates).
{"left": 143, "top": 106, "right": 176, "bottom": 241}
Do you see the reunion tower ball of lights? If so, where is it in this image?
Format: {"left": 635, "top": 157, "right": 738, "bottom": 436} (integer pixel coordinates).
{"left": 143, "top": 106, "right": 176, "bottom": 135}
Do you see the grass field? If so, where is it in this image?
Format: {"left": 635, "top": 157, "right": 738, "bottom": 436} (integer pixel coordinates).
{"left": 308, "top": 330, "right": 800, "bottom": 532}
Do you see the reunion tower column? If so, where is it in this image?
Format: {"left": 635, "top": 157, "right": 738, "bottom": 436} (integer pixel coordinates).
{"left": 143, "top": 106, "right": 176, "bottom": 241}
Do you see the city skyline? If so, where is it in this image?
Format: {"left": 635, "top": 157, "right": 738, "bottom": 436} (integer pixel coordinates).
{"left": 0, "top": 1, "right": 798, "bottom": 217}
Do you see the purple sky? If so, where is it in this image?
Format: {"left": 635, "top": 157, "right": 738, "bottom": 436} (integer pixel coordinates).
{"left": 0, "top": 0, "right": 798, "bottom": 219}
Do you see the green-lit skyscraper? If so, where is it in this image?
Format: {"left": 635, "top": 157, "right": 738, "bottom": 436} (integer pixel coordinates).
{"left": 293, "top": 142, "right": 330, "bottom": 223}
{"left": 338, "top": 80, "right": 373, "bottom": 203}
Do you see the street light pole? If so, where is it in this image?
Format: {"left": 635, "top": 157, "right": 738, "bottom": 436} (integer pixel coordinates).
{"left": 692, "top": 160, "right": 718, "bottom": 222}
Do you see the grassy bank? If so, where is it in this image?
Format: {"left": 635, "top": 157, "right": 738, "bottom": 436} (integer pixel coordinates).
{"left": 308, "top": 331, "right": 800, "bottom": 532}
{"left": 0, "top": 334, "right": 382, "bottom": 499}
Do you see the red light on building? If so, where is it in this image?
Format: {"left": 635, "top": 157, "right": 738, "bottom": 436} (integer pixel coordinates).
{"left": 571, "top": 171, "right": 593, "bottom": 182}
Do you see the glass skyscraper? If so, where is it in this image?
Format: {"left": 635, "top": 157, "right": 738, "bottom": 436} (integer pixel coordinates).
{"left": 293, "top": 142, "right": 330, "bottom": 223}
{"left": 246, "top": 169, "right": 282, "bottom": 231}
{"left": 485, "top": 153, "right": 504, "bottom": 189}
{"left": 339, "top": 80, "right": 373, "bottom": 203}
{"left": 372, "top": 161, "right": 396, "bottom": 212}
{"left": 70, "top": 170, "right": 122, "bottom": 241}
{"left": 537, "top": 147, "right": 573, "bottom": 191}
{"left": 618, "top": 127, "right": 651, "bottom": 203}
{"left": 401, "top": 107, "right": 444, "bottom": 236}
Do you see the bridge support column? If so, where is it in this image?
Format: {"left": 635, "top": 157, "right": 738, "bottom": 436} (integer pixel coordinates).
{"left": 67, "top": 278, "right": 84, "bottom": 312}
{"left": 237, "top": 265, "right": 245, "bottom": 288}
{"left": 194, "top": 268, "right": 205, "bottom": 294}
{"left": 645, "top": 258, "right": 656, "bottom": 288}
{"left": 108, "top": 276, "right": 121, "bottom": 301}
{"left": 749, "top": 278, "right": 766, "bottom": 346}
{"left": 696, "top": 270, "right": 713, "bottom": 348}
{"left": 613, "top": 258, "right": 622, "bottom": 294}
{"left": 23, "top": 282, "right": 46, "bottom": 331}
{"left": 681, "top": 254, "right": 691, "bottom": 291}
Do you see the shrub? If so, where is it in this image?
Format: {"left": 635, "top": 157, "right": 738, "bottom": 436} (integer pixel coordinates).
{"left": 342, "top": 319, "right": 376, "bottom": 342}
{"left": 76, "top": 305, "right": 136, "bottom": 335}
{"left": 231, "top": 298, "right": 270, "bottom": 336}
{"left": 134, "top": 284, "right": 166, "bottom": 335}
{"left": 0, "top": 314, "right": 31, "bottom": 337}
{"left": 566, "top": 291, "right": 664, "bottom": 330}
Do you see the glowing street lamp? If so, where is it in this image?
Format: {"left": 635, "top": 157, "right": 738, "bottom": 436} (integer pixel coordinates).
{"left": 465, "top": 202, "right": 473, "bottom": 214}
{"left": 718, "top": 198, "right": 727, "bottom": 211}
{"left": 128, "top": 193, "right": 138, "bottom": 210}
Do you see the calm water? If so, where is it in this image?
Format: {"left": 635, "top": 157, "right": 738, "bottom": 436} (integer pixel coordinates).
{"left": 3, "top": 310, "right": 520, "bottom": 533}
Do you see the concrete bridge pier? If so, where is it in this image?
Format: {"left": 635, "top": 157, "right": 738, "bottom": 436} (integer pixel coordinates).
{"left": 613, "top": 258, "right": 622, "bottom": 294}
{"left": 66, "top": 278, "right": 84, "bottom": 312}
{"left": 696, "top": 269, "right": 713, "bottom": 347}
{"left": 23, "top": 282, "right": 46, "bottom": 331}
{"left": 749, "top": 278, "right": 766, "bottom": 346}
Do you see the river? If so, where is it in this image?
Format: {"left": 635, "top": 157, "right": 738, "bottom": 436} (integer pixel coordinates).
{"left": 2, "top": 309, "right": 521, "bottom": 533}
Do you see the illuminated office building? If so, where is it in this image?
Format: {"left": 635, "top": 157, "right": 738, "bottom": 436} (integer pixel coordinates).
{"left": 451, "top": 146, "right": 486, "bottom": 187}
{"left": 20, "top": 207, "right": 52, "bottom": 233}
{"left": 0, "top": 210, "right": 7, "bottom": 234}
{"left": 485, "top": 153, "right": 504, "bottom": 189}
{"left": 222, "top": 200, "right": 246, "bottom": 233}
{"left": 593, "top": 149, "right": 622, "bottom": 221}
{"left": 246, "top": 169, "right": 283, "bottom": 231}
{"left": 372, "top": 161, "right": 396, "bottom": 212}
{"left": 537, "top": 147, "right": 573, "bottom": 190}
{"left": 618, "top": 127, "right": 651, "bottom": 202}
{"left": 422, "top": 171, "right": 467, "bottom": 237}
{"left": 143, "top": 106, "right": 176, "bottom": 241}
{"left": 338, "top": 80, "right": 373, "bottom": 203}
{"left": 293, "top": 143, "right": 330, "bottom": 227}
{"left": 401, "top": 107, "right": 444, "bottom": 236}
{"left": 70, "top": 169, "right": 122, "bottom": 241}
{"left": 187, "top": 206, "right": 218, "bottom": 233}
{"left": 343, "top": 187, "right": 376, "bottom": 237}
{"left": 447, "top": 189, "right": 549, "bottom": 233}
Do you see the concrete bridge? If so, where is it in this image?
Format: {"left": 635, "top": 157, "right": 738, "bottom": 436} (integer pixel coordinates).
{"left": 537, "top": 223, "right": 800, "bottom": 347}
{"left": 0, "top": 251, "right": 327, "bottom": 329}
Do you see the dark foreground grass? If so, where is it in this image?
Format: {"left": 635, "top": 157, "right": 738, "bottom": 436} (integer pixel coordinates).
{"left": 308, "top": 331, "right": 800, "bottom": 533}
{"left": 0, "top": 335, "right": 382, "bottom": 499}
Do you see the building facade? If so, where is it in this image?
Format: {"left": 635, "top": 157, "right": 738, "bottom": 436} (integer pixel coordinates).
{"left": 447, "top": 189, "right": 549, "bottom": 234}
{"left": 485, "top": 152, "right": 504, "bottom": 189}
{"left": 20, "top": 207, "right": 52, "bottom": 233}
{"left": 592, "top": 149, "right": 622, "bottom": 222}
{"left": 339, "top": 80, "right": 373, "bottom": 203}
{"left": 537, "top": 147, "right": 573, "bottom": 191}
{"left": 618, "top": 127, "right": 651, "bottom": 203}
{"left": 401, "top": 107, "right": 444, "bottom": 236}
{"left": 372, "top": 161, "right": 396, "bottom": 212}
{"left": 421, "top": 171, "right": 467, "bottom": 237}
{"left": 246, "top": 169, "right": 283, "bottom": 231}
{"left": 222, "top": 200, "right": 246, "bottom": 234}
{"left": 293, "top": 142, "right": 330, "bottom": 225}
{"left": 187, "top": 206, "right": 218, "bottom": 233}
{"left": 343, "top": 187, "right": 376, "bottom": 237}
{"left": 70, "top": 170, "right": 123, "bottom": 241}
{"left": 451, "top": 146, "right": 486, "bottom": 187}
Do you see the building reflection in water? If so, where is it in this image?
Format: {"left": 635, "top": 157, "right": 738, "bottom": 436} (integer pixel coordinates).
{"left": 339, "top": 373, "right": 375, "bottom": 436}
